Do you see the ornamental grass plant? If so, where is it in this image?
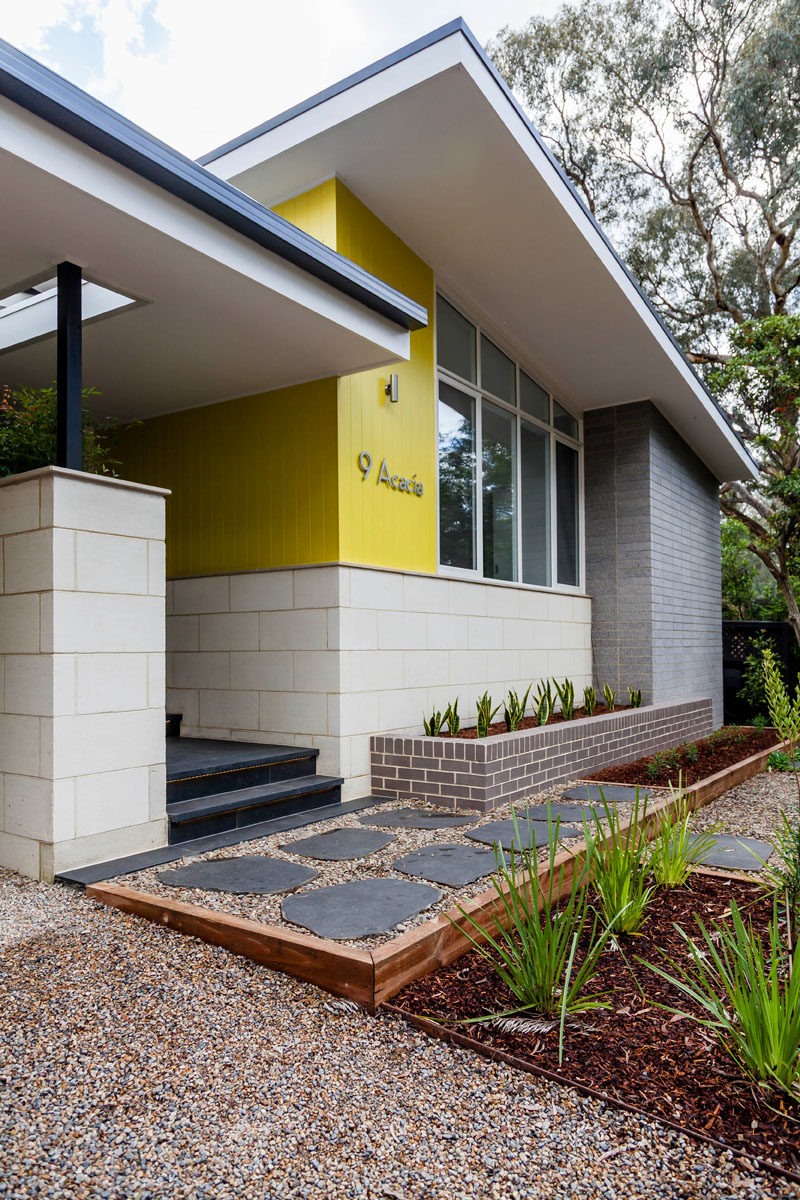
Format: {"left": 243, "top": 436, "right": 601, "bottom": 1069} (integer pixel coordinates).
{"left": 582, "top": 786, "right": 656, "bottom": 934}
{"left": 453, "top": 807, "right": 611, "bottom": 1063}
{"left": 649, "top": 786, "right": 721, "bottom": 888}
{"left": 648, "top": 897, "right": 800, "bottom": 1102}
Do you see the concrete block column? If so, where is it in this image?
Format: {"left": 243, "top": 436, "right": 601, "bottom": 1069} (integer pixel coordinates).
{"left": 0, "top": 467, "right": 169, "bottom": 880}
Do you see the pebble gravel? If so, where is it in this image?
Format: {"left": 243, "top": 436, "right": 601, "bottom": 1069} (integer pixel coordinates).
{"left": 116, "top": 788, "right": 589, "bottom": 948}
{"left": 693, "top": 771, "right": 800, "bottom": 861}
{"left": 1, "top": 867, "right": 797, "bottom": 1199}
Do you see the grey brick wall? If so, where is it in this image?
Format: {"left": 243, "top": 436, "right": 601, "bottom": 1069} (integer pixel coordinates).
{"left": 584, "top": 402, "right": 723, "bottom": 727}
{"left": 371, "top": 699, "right": 713, "bottom": 812}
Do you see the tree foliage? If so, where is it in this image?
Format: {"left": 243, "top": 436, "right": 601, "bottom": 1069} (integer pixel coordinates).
{"left": 490, "top": 0, "right": 800, "bottom": 365}
{"left": 0, "top": 384, "right": 126, "bottom": 479}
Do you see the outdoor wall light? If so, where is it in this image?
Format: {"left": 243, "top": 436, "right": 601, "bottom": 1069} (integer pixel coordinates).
{"left": 384, "top": 373, "right": 399, "bottom": 403}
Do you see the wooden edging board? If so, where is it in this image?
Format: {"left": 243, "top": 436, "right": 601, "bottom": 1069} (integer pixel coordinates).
{"left": 87, "top": 737, "right": 788, "bottom": 1012}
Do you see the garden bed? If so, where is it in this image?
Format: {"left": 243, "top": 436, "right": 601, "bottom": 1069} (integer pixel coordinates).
{"left": 586, "top": 726, "right": 779, "bottom": 788}
{"left": 441, "top": 704, "right": 629, "bottom": 739}
{"left": 387, "top": 871, "right": 799, "bottom": 1180}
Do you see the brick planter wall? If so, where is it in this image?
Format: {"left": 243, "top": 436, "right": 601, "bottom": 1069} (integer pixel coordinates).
{"left": 370, "top": 699, "right": 713, "bottom": 812}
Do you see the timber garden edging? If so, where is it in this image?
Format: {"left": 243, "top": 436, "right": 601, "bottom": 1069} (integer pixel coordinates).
{"left": 87, "top": 736, "right": 787, "bottom": 1012}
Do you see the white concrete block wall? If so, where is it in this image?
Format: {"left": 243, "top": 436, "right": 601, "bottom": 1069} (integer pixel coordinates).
{"left": 167, "top": 565, "right": 592, "bottom": 801}
{"left": 0, "top": 467, "right": 168, "bottom": 881}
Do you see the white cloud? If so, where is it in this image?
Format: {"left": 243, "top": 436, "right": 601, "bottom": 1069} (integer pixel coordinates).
{"left": 5, "top": 0, "right": 559, "bottom": 157}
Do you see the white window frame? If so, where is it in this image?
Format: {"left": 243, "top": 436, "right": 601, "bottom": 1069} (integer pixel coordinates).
{"left": 435, "top": 293, "right": 585, "bottom": 594}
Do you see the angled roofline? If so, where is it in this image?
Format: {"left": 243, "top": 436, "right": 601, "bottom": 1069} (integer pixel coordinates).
{"left": 200, "top": 17, "right": 757, "bottom": 477}
{"left": 0, "top": 38, "right": 426, "bottom": 333}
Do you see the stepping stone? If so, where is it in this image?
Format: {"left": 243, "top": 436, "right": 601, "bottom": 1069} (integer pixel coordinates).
{"left": 282, "top": 827, "right": 393, "bottom": 861}
{"left": 563, "top": 784, "right": 651, "bottom": 806}
{"left": 157, "top": 855, "right": 316, "bottom": 895}
{"left": 467, "top": 819, "right": 582, "bottom": 853}
{"left": 282, "top": 879, "right": 441, "bottom": 940}
{"left": 692, "top": 833, "right": 773, "bottom": 872}
{"left": 359, "top": 807, "right": 473, "bottom": 830}
{"left": 394, "top": 843, "right": 498, "bottom": 887}
{"left": 522, "top": 802, "right": 596, "bottom": 823}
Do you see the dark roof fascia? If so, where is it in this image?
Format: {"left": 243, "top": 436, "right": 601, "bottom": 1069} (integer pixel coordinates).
{"left": 201, "top": 17, "right": 756, "bottom": 476}
{"left": 0, "top": 39, "right": 426, "bottom": 333}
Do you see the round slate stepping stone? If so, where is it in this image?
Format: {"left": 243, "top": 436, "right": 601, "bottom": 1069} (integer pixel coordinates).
{"left": 282, "top": 879, "right": 441, "bottom": 940}
{"left": 562, "top": 784, "right": 651, "bottom": 805}
{"left": 467, "top": 819, "right": 582, "bottom": 853}
{"left": 281, "top": 827, "right": 393, "bottom": 861}
{"left": 394, "top": 843, "right": 497, "bottom": 887}
{"left": 157, "top": 855, "right": 317, "bottom": 895}
{"left": 691, "top": 833, "right": 773, "bottom": 872}
{"left": 522, "top": 802, "right": 597, "bottom": 823}
{"left": 359, "top": 807, "right": 473, "bottom": 830}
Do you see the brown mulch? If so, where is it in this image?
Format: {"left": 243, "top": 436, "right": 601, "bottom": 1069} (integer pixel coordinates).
{"left": 390, "top": 874, "right": 799, "bottom": 1176}
{"left": 441, "top": 704, "right": 628, "bottom": 739}
{"left": 586, "top": 727, "right": 779, "bottom": 787}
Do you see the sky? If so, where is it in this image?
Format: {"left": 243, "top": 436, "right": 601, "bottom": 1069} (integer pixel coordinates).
{"left": 2, "top": 0, "right": 562, "bottom": 160}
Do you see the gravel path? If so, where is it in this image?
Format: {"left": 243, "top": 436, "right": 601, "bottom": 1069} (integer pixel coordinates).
{"left": 1, "top": 869, "right": 796, "bottom": 1199}
{"left": 693, "top": 770, "right": 799, "bottom": 859}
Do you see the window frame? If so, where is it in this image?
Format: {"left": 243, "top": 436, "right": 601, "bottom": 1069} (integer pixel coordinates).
{"left": 435, "top": 293, "right": 585, "bottom": 594}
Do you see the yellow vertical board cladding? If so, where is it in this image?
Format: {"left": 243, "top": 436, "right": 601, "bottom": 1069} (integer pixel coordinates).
{"left": 119, "top": 378, "right": 339, "bottom": 577}
{"left": 272, "top": 177, "right": 337, "bottom": 249}
{"left": 333, "top": 182, "right": 436, "bottom": 574}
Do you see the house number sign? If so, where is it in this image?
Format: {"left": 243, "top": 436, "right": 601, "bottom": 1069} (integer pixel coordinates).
{"left": 358, "top": 450, "right": 424, "bottom": 496}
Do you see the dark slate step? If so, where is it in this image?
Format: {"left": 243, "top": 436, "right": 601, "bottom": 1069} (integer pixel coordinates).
{"left": 167, "top": 774, "right": 343, "bottom": 844}
{"left": 166, "top": 738, "right": 319, "bottom": 803}
{"left": 165, "top": 712, "right": 182, "bottom": 738}
{"left": 56, "top": 795, "right": 392, "bottom": 888}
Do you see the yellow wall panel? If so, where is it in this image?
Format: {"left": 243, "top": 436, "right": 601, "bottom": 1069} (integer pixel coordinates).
{"left": 119, "top": 379, "right": 339, "bottom": 577}
{"left": 334, "top": 182, "right": 437, "bottom": 573}
{"left": 272, "top": 178, "right": 337, "bottom": 248}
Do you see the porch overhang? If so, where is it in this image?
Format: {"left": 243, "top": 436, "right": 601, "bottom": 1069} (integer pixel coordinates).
{"left": 202, "top": 19, "right": 757, "bottom": 485}
{"left": 0, "top": 39, "right": 426, "bottom": 422}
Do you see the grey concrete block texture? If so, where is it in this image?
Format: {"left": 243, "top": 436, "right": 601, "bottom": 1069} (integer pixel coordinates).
{"left": 584, "top": 402, "right": 723, "bottom": 727}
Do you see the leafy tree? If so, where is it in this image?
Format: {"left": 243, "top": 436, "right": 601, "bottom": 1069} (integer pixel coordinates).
{"left": 714, "top": 316, "right": 800, "bottom": 640}
{"left": 721, "top": 517, "right": 777, "bottom": 618}
{"left": 0, "top": 384, "right": 125, "bottom": 478}
{"left": 491, "top": 0, "right": 800, "bottom": 366}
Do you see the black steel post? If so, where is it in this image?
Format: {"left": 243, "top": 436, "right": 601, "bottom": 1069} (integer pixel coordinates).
{"left": 56, "top": 261, "right": 82, "bottom": 470}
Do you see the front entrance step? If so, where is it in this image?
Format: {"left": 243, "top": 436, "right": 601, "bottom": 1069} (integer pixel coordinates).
{"left": 167, "top": 739, "right": 319, "bottom": 804}
{"left": 167, "top": 774, "right": 343, "bottom": 844}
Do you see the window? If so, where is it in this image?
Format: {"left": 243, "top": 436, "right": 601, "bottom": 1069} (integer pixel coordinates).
{"left": 436, "top": 295, "right": 582, "bottom": 589}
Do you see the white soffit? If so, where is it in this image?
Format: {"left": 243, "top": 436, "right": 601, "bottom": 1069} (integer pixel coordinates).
{"left": 0, "top": 100, "right": 410, "bottom": 420}
{"left": 205, "top": 26, "right": 755, "bottom": 483}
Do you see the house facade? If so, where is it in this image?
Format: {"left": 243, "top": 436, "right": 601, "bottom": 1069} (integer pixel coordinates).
{"left": 0, "top": 21, "right": 756, "bottom": 878}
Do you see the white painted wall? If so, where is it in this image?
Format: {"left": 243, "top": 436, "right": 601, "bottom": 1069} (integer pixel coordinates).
{"left": 167, "top": 564, "right": 592, "bottom": 800}
{"left": 0, "top": 467, "right": 168, "bottom": 880}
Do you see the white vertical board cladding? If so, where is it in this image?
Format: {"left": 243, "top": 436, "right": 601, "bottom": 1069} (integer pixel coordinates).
{"left": 0, "top": 467, "right": 168, "bottom": 880}
{"left": 167, "top": 564, "right": 592, "bottom": 801}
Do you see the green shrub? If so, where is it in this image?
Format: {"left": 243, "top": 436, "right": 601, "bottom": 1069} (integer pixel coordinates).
{"left": 443, "top": 699, "right": 460, "bottom": 737}
{"left": 503, "top": 685, "right": 531, "bottom": 733}
{"left": 423, "top": 708, "right": 444, "bottom": 736}
{"left": 646, "top": 751, "right": 666, "bottom": 780}
{"left": 647, "top": 898, "right": 800, "bottom": 1101}
{"left": 650, "top": 790, "right": 721, "bottom": 888}
{"left": 684, "top": 742, "right": 699, "bottom": 764}
{"left": 583, "top": 686, "right": 597, "bottom": 717}
{"left": 454, "top": 807, "right": 611, "bottom": 1063}
{"left": 476, "top": 692, "right": 501, "bottom": 738}
{"left": 0, "top": 383, "right": 128, "bottom": 477}
{"left": 602, "top": 683, "right": 616, "bottom": 712}
{"left": 628, "top": 686, "right": 642, "bottom": 709}
{"left": 554, "top": 678, "right": 575, "bottom": 721}
{"left": 583, "top": 787, "right": 656, "bottom": 935}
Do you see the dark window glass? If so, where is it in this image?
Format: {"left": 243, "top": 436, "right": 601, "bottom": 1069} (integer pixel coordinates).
{"left": 520, "top": 371, "right": 549, "bottom": 423}
{"left": 553, "top": 399, "right": 579, "bottom": 439}
{"left": 437, "top": 296, "right": 476, "bottom": 382}
{"left": 556, "top": 441, "right": 579, "bottom": 585}
{"left": 438, "top": 382, "right": 476, "bottom": 569}
{"left": 520, "top": 421, "right": 550, "bottom": 586}
{"left": 480, "top": 335, "right": 515, "bottom": 405}
{"left": 482, "top": 400, "right": 516, "bottom": 581}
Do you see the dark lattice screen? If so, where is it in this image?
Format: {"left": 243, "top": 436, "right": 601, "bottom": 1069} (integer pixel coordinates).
{"left": 722, "top": 620, "right": 798, "bottom": 723}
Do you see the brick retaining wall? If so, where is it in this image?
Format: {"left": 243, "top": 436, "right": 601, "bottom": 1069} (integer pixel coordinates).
{"left": 370, "top": 699, "right": 714, "bottom": 812}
